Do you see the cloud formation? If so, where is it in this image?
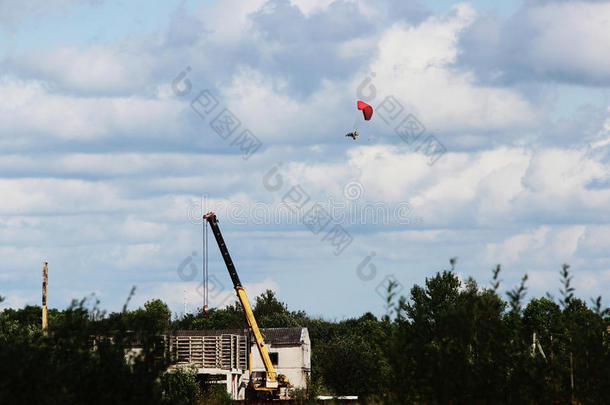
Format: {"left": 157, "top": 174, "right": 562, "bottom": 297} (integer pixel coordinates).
{"left": 0, "top": 0, "right": 609, "bottom": 317}
{"left": 458, "top": 0, "right": 610, "bottom": 86}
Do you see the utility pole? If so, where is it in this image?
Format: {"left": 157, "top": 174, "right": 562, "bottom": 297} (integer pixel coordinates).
{"left": 42, "top": 262, "right": 48, "bottom": 336}
{"left": 569, "top": 336, "right": 575, "bottom": 403}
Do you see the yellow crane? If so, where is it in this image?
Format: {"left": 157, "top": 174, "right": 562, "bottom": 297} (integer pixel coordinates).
{"left": 203, "top": 212, "right": 290, "bottom": 400}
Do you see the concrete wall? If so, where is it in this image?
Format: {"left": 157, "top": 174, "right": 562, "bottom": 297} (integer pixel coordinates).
{"left": 250, "top": 329, "right": 311, "bottom": 388}
{"left": 196, "top": 368, "right": 247, "bottom": 400}
{"left": 166, "top": 328, "right": 311, "bottom": 399}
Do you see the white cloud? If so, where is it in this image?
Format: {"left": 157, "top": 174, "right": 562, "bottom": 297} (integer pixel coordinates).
{"left": 460, "top": 0, "right": 610, "bottom": 85}
{"left": 484, "top": 225, "right": 586, "bottom": 267}
{"left": 517, "top": 148, "right": 610, "bottom": 217}
{"left": 0, "top": 77, "right": 183, "bottom": 141}
{"left": 289, "top": 0, "right": 339, "bottom": 16}
{"left": 485, "top": 226, "right": 551, "bottom": 266}
{"left": 363, "top": 4, "right": 541, "bottom": 132}
{"left": 0, "top": 0, "right": 104, "bottom": 30}
{"left": 0, "top": 290, "right": 34, "bottom": 310}
{"left": 195, "top": 0, "right": 268, "bottom": 43}
{"left": 10, "top": 46, "right": 154, "bottom": 94}
{"left": 590, "top": 107, "right": 610, "bottom": 148}
{"left": 110, "top": 243, "right": 162, "bottom": 270}
{"left": 0, "top": 177, "right": 123, "bottom": 215}
{"left": 525, "top": 2, "right": 610, "bottom": 84}
{"left": 1, "top": 0, "right": 610, "bottom": 317}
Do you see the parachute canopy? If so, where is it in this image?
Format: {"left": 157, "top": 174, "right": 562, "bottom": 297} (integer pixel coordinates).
{"left": 357, "top": 100, "right": 373, "bottom": 121}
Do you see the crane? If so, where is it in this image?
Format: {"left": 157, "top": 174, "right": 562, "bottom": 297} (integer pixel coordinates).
{"left": 203, "top": 212, "right": 290, "bottom": 400}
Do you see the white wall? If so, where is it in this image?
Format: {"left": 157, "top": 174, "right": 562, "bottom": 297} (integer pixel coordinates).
{"left": 250, "top": 329, "right": 311, "bottom": 388}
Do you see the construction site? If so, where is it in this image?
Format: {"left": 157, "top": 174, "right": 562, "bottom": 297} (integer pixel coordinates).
{"left": 168, "top": 327, "right": 311, "bottom": 400}
{"left": 41, "top": 212, "right": 317, "bottom": 401}
{"left": 187, "top": 212, "right": 303, "bottom": 400}
{"left": 3, "top": 1, "right": 610, "bottom": 403}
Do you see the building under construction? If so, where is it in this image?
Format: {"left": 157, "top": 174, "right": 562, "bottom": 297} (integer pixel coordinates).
{"left": 168, "top": 327, "right": 311, "bottom": 400}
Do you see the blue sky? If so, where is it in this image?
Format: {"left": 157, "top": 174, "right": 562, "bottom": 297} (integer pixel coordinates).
{"left": 1, "top": 0, "right": 610, "bottom": 319}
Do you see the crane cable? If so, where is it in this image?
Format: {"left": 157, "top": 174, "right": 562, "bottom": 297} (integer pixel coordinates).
{"left": 203, "top": 218, "right": 209, "bottom": 314}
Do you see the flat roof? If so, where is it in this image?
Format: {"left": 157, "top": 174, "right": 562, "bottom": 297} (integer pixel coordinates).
{"left": 168, "top": 327, "right": 307, "bottom": 345}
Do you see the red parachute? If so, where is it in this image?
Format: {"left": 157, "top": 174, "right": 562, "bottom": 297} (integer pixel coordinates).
{"left": 346, "top": 100, "right": 374, "bottom": 140}
{"left": 357, "top": 100, "right": 373, "bottom": 121}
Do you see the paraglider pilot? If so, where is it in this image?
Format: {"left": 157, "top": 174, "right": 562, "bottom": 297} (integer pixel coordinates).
{"left": 346, "top": 130, "right": 359, "bottom": 140}
{"left": 345, "top": 101, "right": 372, "bottom": 140}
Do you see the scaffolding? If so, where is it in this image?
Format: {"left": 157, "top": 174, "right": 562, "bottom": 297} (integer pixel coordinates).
{"left": 172, "top": 334, "right": 247, "bottom": 370}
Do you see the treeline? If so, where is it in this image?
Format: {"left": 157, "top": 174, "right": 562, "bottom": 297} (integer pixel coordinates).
{"left": 1, "top": 262, "right": 610, "bottom": 404}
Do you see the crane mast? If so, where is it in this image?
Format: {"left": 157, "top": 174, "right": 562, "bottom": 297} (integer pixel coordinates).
{"left": 203, "top": 212, "right": 279, "bottom": 385}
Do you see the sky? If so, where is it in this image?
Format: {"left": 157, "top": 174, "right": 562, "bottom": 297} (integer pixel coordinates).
{"left": 1, "top": 0, "right": 610, "bottom": 320}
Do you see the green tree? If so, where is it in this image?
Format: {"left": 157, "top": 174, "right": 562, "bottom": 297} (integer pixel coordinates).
{"left": 161, "top": 367, "right": 201, "bottom": 405}
{"left": 3, "top": 262, "right": 610, "bottom": 404}
{"left": 253, "top": 290, "right": 308, "bottom": 328}
{"left": 313, "top": 313, "right": 391, "bottom": 399}
{"left": 391, "top": 269, "right": 514, "bottom": 403}
{"left": 143, "top": 299, "right": 171, "bottom": 332}
{"left": 0, "top": 300, "right": 168, "bottom": 404}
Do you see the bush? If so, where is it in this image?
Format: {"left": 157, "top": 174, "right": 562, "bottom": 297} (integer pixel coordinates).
{"left": 201, "top": 383, "right": 232, "bottom": 405}
{"left": 161, "top": 367, "right": 201, "bottom": 405}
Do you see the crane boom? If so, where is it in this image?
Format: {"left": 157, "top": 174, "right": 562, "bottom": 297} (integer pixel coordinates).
{"left": 203, "top": 212, "right": 277, "bottom": 381}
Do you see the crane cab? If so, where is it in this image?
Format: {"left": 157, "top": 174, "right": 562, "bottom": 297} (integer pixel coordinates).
{"left": 247, "top": 371, "right": 290, "bottom": 399}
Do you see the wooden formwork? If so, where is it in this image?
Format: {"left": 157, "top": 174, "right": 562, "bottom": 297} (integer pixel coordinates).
{"left": 172, "top": 334, "right": 247, "bottom": 370}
